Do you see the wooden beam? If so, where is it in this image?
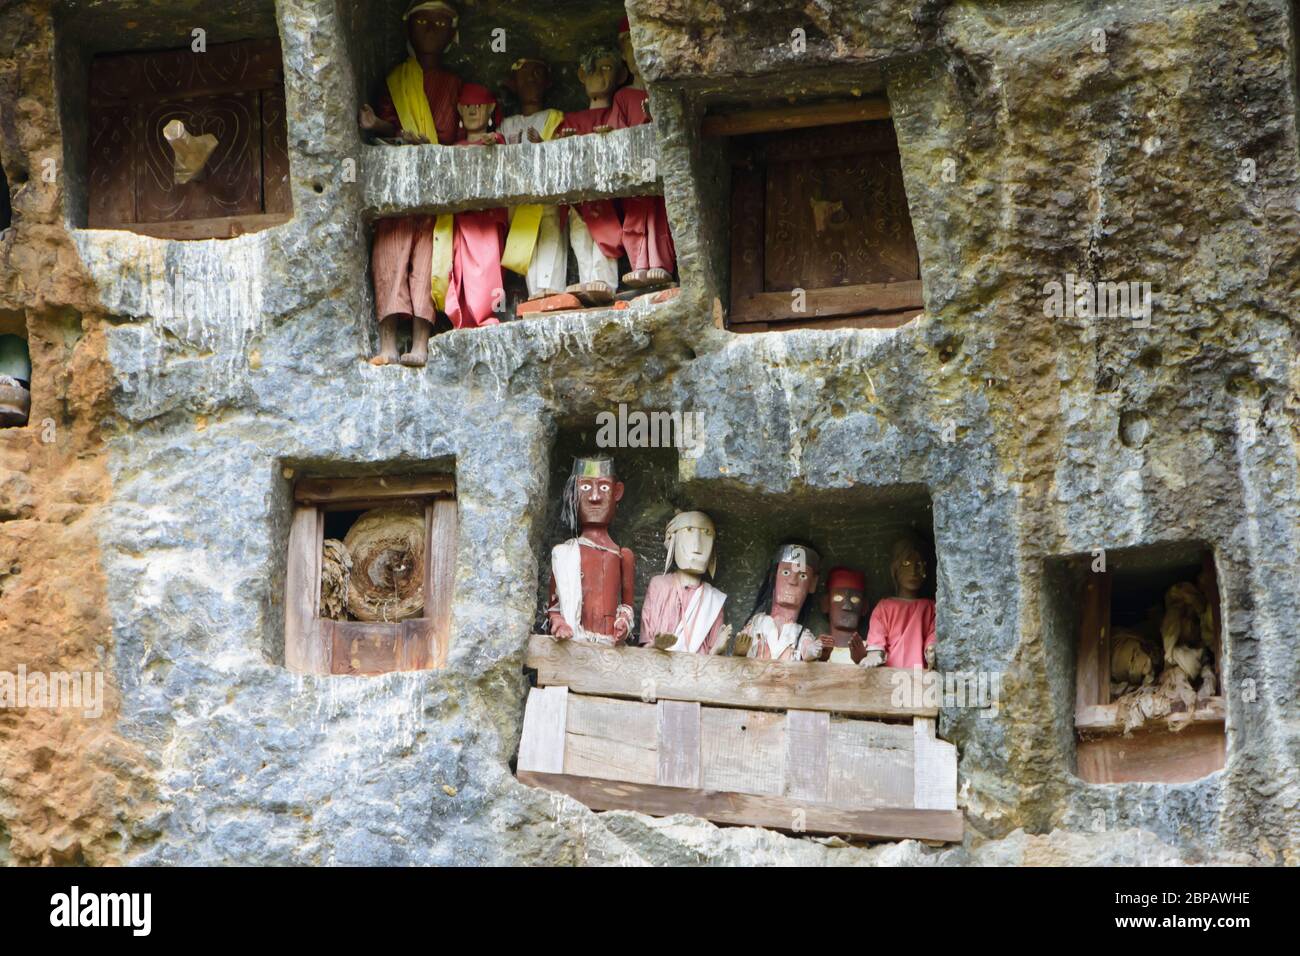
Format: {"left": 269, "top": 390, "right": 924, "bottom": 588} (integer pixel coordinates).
{"left": 518, "top": 687, "right": 569, "bottom": 774}
{"left": 730, "top": 280, "right": 924, "bottom": 326}
{"left": 732, "top": 310, "right": 922, "bottom": 334}
{"left": 703, "top": 99, "right": 892, "bottom": 137}
{"left": 327, "top": 618, "right": 433, "bottom": 675}
{"left": 526, "top": 635, "right": 937, "bottom": 719}
{"left": 91, "top": 212, "right": 291, "bottom": 241}
{"left": 1076, "top": 722, "right": 1226, "bottom": 784}
{"left": 1075, "top": 568, "right": 1112, "bottom": 711}
{"left": 784, "top": 710, "right": 830, "bottom": 802}
{"left": 294, "top": 474, "right": 454, "bottom": 505}
{"left": 424, "top": 498, "right": 458, "bottom": 667}
{"left": 284, "top": 505, "right": 326, "bottom": 674}
{"left": 517, "top": 770, "right": 963, "bottom": 842}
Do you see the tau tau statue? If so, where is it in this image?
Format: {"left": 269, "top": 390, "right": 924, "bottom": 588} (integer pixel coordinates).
{"left": 817, "top": 566, "right": 867, "bottom": 664}
{"left": 545, "top": 458, "right": 636, "bottom": 645}
{"left": 500, "top": 58, "right": 569, "bottom": 300}
{"left": 861, "top": 537, "right": 937, "bottom": 669}
{"left": 443, "top": 83, "right": 506, "bottom": 329}
{"left": 641, "top": 511, "right": 730, "bottom": 654}
{"left": 734, "top": 543, "right": 824, "bottom": 662}
{"left": 613, "top": 17, "right": 675, "bottom": 290}
{"left": 556, "top": 43, "right": 626, "bottom": 305}
{"left": 359, "top": 0, "right": 462, "bottom": 366}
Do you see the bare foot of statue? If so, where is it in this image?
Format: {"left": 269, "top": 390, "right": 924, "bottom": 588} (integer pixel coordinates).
{"left": 400, "top": 320, "right": 430, "bottom": 366}
{"left": 371, "top": 315, "right": 401, "bottom": 366}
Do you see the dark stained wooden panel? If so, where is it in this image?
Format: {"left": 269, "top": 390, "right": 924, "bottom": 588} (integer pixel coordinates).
{"left": 89, "top": 39, "right": 285, "bottom": 104}
{"left": 1076, "top": 722, "right": 1226, "bottom": 784}
{"left": 87, "top": 38, "right": 291, "bottom": 238}
{"left": 135, "top": 92, "right": 264, "bottom": 223}
{"left": 328, "top": 618, "right": 433, "bottom": 676}
{"left": 763, "top": 139, "right": 919, "bottom": 292}
{"left": 86, "top": 105, "right": 136, "bottom": 227}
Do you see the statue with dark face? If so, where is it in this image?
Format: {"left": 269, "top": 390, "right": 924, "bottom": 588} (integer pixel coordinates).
{"left": 861, "top": 536, "right": 937, "bottom": 669}
{"left": 544, "top": 458, "right": 636, "bottom": 644}
{"left": 817, "top": 567, "right": 867, "bottom": 664}
{"left": 360, "top": 1, "right": 464, "bottom": 366}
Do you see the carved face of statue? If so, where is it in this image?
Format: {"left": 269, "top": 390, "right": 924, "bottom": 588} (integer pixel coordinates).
{"left": 579, "top": 55, "right": 624, "bottom": 101}
{"left": 575, "top": 474, "right": 623, "bottom": 527}
{"left": 457, "top": 102, "right": 492, "bottom": 133}
{"left": 773, "top": 560, "right": 817, "bottom": 610}
{"left": 407, "top": 7, "right": 456, "bottom": 55}
{"left": 512, "top": 61, "right": 549, "bottom": 104}
{"left": 895, "top": 546, "right": 927, "bottom": 596}
{"left": 828, "top": 586, "right": 865, "bottom": 631}
{"left": 672, "top": 524, "right": 714, "bottom": 575}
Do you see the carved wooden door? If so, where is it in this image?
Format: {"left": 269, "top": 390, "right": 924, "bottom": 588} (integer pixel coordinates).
{"left": 87, "top": 39, "right": 291, "bottom": 239}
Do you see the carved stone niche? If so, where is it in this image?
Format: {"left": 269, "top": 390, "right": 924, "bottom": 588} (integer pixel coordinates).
{"left": 706, "top": 98, "right": 924, "bottom": 332}
{"left": 284, "top": 475, "right": 458, "bottom": 676}
{"left": 1068, "top": 542, "right": 1227, "bottom": 784}
{"left": 87, "top": 38, "right": 292, "bottom": 240}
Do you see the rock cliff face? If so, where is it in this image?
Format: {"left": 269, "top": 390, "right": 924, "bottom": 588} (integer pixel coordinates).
{"left": 0, "top": 0, "right": 1296, "bottom": 865}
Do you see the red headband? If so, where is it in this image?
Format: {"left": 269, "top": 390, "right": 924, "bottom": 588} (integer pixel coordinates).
{"left": 827, "top": 567, "right": 866, "bottom": 592}
{"left": 458, "top": 82, "right": 496, "bottom": 106}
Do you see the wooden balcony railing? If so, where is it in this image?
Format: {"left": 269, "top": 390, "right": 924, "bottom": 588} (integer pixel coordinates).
{"left": 518, "top": 635, "right": 962, "bottom": 843}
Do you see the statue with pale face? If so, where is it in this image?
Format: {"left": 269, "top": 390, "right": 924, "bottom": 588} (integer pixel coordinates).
{"left": 861, "top": 536, "right": 937, "bottom": 669}
{"left": 641, "top": 511, "right": 729, "bottom": 654}
{"left": 733, "top": 543, "right": 824, "bottom": 662}
{"left": 544, "top": 457, "right": 636, "bottom": 644}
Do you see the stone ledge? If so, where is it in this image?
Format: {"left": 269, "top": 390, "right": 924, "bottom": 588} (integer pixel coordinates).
{"left": 362, "top": 125, "right": 663, "bottom": 218}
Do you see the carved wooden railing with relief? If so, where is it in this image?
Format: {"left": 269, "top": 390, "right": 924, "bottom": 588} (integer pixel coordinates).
{"left": 518, "top": 635, "right": 962, "bottom": 843}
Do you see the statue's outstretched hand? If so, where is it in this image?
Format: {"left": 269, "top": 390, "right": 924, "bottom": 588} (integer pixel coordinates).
{"left": 593, "top": 124, "right": 613, "bottom": 134}
{"left": 732, "top": 631, "right": 753, "bottom": 657}
{"left": 849, "top": 633, "right": 867, "bottom": 664}
{"left": 526, "top": 127, "right": 543, "bottom": 143}
{"left": 552, "top": 623, "right": 574, "bottom": 640}
{"left": 358, "top": 104, "right": 379, "bottom": 130}
{"left": 860, "top": 647, "right": 886, "bottom": 669}
{"left": 924, "top": 644, "right": 937, "bottom": 669}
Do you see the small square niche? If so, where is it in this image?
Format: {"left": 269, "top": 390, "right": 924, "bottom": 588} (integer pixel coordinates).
{"left": 1052, "top": 542, "right": 1226, "bottom": 784}
{"left": 284, "top": 474, "right": 457, "bottom": 675}
{"left": 706, "top": 97, "right": 923, "bottom": 332}
{"left": 56, "top": 0, "right": 292, "bottom": 238}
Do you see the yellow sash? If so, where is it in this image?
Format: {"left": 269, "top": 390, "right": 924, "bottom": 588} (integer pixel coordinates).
{"left": 501, "top": 109, "right": 565, "bottom": 276}
{"left": 386, "top": 58, "right": 455, "bottom": 311}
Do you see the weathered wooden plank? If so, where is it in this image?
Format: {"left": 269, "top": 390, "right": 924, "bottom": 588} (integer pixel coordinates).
{"left": 828, "top": 718, "right": 914, "bottom": 808}
{"left": 1076, "top": 722, "right": 1225, "bottom": 784}
{"left": 657, "top": 700, "right": 702, "bottom": 789}
{"left": 518, "top": 686, "right": 568, "bottom": 774}
{"left": 284, "top": 505, "right": 325, "bottom": 674}
{"left": 912, "top": 717, "right": 958, "bottom": 811}
{"left": 731, "top": 280, "right": 924, "bottom": 325}
{"left": 700, "top": 707, "right": 785, "bottom": 796}
{"left": 527, "top": 634, "right": 936, "bottom": 719}
{"left": 425, "top": 497, "right": 457, "bottom": 666}
{"left": 1075, "top": 697, "right": 1226, "bottom": 734}
{"left": 90, "top": 40, "right": 285, "bottom": 104}
{"left": 93, "top": 212, "right": 292, "bottom": 240}
{"left": 294, "top": 474, "right": 454, "bottom": 504}
{"left": 703, "top": 98, "right": 892, "bottom": 137}
{"left": 564, "top": 694, "right": 658, "bottom": 784}
{"left": 729, "top": 162, "right": 765, "bottom": 308}
{"left": 784, "top": 710, "right": 829, "bottom": 803}
{"left": 732, "top": 310, "right": 921, "bottom": 334}
{"left": 328, "top": 619, "right": 431, "bottom": 675}
{"left": 517, "top": 771, "right": 964, "bottom": 843}
{"left": 1076, "top": 568, "right": 1112, "bottom": 710}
